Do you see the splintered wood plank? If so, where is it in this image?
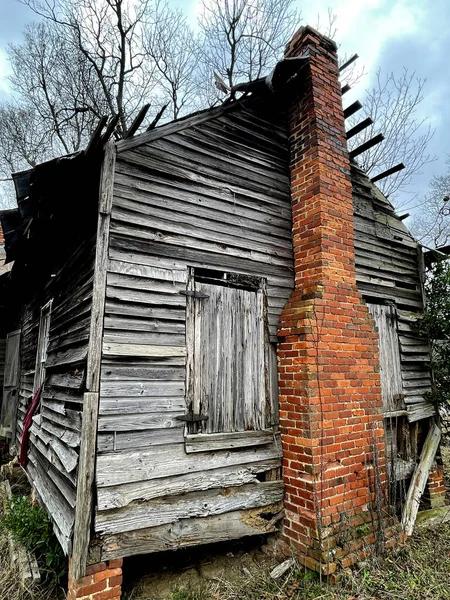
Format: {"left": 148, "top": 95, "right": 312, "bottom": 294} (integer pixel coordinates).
{"left": 96, "top": 442, "right": 282, "bottom": 487}
{"left": 185, "top": 430, "right": 274, "bottom": 453}
{"left": 96, "top": 460, "right": 280, "bottom": 509}
{"left": 100, "top": 505, "right": 284, "bottom": 560}
{"left": 96, "top": 481, "right": 284, "bottom": 534}
{"left": 402, "top": 424, "right": 441, "bottom": 535}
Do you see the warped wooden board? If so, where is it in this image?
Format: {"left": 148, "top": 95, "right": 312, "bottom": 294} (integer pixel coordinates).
{"left": 96, "top": 442, "right": 282, "bottom": 487}
{"left": 27, "top": 457, "right": 73, "bottom": 550}
{"left": 96, "top": 459, "right": 281, "bottom": 509}
{"left": 105, "top": 299, "right": 186, "bottom": 321}
{"left": 110, "top": 219, "right": 292, "bottom": 271}
{"left": 106, "top": 286, "right": 187, "bottom": 307}
{"left": 99, "top": 396, "right": 186, "bottom": 415}
{"left": 100, "top": 504, "right": 284, "bottom": 560}
{"left": 46, "top": 344, "right": 87, "bottom": 369}
{"left": 102, "top": 343, "right": 186, "bottom": 358}
{"left": 98, "top": 412, "right": 184, "bottom": 432}
{"left": 107, "top": 271, "right": 186, "bottom": 294}
{"left": 162, "top": 130, "right": 288, "bottom": 183}
{"left": 407, "top": 402, "right": 436, "bottom": 423}
{"left": 97, "top": 427, "right": 185, "bottom": 454}
{"left": 108, "top": 259, "right": 187, "bottom": 282}
{"left": 100, "top": 378, "right": 185, "bottom": 398}
{"left": 96, "top": 481, "right": 284, "bottom": 534}
{"left": 103, "top": 330, "right": 185, "bottom": 347}
{"left": 101, "top": 362, "right": 185, "bottom": 381}
{"left": 402, "top": 424, "right": 441, "bottom": 535}
{"left": 123, "top": 142, "right": 288, "bottom": 200}
{"left": 185, "top": 430, "right": 274, "bottom": 453}
{"left": 30, "top": 450, "right": 77, "bottom": 509}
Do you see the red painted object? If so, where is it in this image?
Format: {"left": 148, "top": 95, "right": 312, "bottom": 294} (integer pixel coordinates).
{"left": 19, "top": 384, "right": 43, "bottom": 467}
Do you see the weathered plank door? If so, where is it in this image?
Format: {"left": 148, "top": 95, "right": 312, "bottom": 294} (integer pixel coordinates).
{"left": 186, "top": 269, "right": 269, "bottom": 442}
{"left": 0, "top": 330, "right": 21, "bottom": 439}
{"left": 367, "top": 303, "right": 403, "bottom": 414}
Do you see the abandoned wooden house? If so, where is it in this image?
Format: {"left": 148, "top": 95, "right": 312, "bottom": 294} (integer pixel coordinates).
{"left": 0, "top": 26, "right": 445, "bottom": 598}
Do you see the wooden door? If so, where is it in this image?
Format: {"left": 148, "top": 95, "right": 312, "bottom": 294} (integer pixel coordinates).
{"left": 186, "top": 270, "right": 269, "bottom": 437}
{"left": 367, "top": 303, "right": 403, "bottom": 414}
{"left": 0, "top": 330, "right": 21, "bottom": 440}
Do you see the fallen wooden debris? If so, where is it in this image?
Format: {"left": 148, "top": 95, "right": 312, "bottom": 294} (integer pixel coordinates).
{"left": 415, "top": 505, "right": 450, "bottom": 529}
{"left": 270, "top": 557, "right": 295, "bottom": 579}
{"left": 402, "top": 424, "right": 441, "bottom": 535}
{"left": 0, "top": 479, "right": 41, "bottom": 586}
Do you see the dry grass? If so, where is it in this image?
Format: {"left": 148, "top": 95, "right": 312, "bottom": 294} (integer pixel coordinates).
{"left": 0, "top": 532, "right": 58, "bottom": 600}
{"left": 131, "top": 522, "right": 450, "bottom": 600}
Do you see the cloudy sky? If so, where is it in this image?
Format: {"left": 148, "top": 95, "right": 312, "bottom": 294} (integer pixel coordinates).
{"left": 1, "top": 0, "right": 449, "bottom": 215}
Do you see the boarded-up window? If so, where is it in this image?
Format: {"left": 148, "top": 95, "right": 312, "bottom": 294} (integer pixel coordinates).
{"left": 186, "top": 269, "right": 269, "bottom": 441}
{"left": 33, "top": 300, "right": 52, "bottom": 393}
{"left": 367, "top": 303, "right": 404, "bottom": 414}
{"left": 0, "top": 330, "right": 21, "bottom": 439}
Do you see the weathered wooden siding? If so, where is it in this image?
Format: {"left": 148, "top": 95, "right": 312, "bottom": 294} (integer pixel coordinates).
{"left": 352, "top": 165, "right": 434, "bottom": 425}
{"left": 94, "top": 100, "right": 291, "bottom": 557}
{"left": 15, "top": 238, "right": 95, "bottom": 554}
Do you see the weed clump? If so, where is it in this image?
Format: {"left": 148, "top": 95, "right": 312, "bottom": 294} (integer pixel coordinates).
{"left": 1, "top": 495, "right": 66, "bottom": 586}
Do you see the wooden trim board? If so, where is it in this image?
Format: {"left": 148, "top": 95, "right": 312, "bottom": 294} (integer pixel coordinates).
{"left": 71, "top": 142, "right": 116, "bottom": 580}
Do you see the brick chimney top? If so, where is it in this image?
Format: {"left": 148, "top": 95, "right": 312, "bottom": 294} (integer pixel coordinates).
{"left": 285, "top": 25, "right": 337, "bottom": 59}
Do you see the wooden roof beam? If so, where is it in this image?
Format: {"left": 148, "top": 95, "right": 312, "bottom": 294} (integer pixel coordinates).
{"left": 346, "top": 117, "right": 373, "bottom": 139}
{"left": 147, "top": 103, "right": 169, "bottom": 131}
{"left": 85, "top": 115, "right": 108, "bottom": 154}
{"left": 349, "top": 133, "right": 384, "bottom": 159}
{"left": 371, "top": 162, "right": 406, "bottom": 183}
{"left": 124, "top": 103, "right": 151, "bottom": 139}
{"left": 343, "top": 100, "right": 362, "bottom": 119}
{"left": 341, "top": 83, "right": 351, "bottom": 95}
{"left": 101, "top": 115, "right": 120, "bottom": 145}
{"left": 339, "top": 54, "right": 358, "bottom": 73}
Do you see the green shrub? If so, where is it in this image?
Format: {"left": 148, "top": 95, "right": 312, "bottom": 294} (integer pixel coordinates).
{"left": 1, "top": 495, "right": 67, "bottom": 585}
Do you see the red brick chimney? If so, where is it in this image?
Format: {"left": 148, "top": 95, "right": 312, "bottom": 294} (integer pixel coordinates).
{"left": 277, "top": 27, "right": 398, "bottom": 575}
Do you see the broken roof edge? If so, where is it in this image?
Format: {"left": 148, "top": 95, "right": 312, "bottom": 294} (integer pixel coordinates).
{"left": 116, "top": 94, "right": 257, "bottom": 154}
{"left": 116, "top": 55, "right": 309, "bottom": 154}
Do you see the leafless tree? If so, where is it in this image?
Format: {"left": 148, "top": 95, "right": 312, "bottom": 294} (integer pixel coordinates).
{"left": 347, "top": 69, "right": 435, "bottom": 202}
{"left": 410, "top": 167, "right": 450, "bottom": 248}
{"left": 21, "top": 0, "right": 162, "bottom": 138}
{"left": 197, "top": 0, "right": 299, "bottom": 103}
{"left": 144, "top": 1, "right": 200, "bottom": 120}
{"left": 7, "top": 22, "right": 100, "bottom": 156}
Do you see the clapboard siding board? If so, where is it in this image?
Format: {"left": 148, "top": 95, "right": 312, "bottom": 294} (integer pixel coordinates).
{"left": 12, "top": 233, "right": 96, "bottom": 556}
{"left": 95, "top": 481, "right": 284, "bottom": 535}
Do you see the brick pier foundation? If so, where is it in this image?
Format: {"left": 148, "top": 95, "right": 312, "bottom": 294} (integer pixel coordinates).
{"left": 68, "top": 559, "right": 123, "bottom": 600}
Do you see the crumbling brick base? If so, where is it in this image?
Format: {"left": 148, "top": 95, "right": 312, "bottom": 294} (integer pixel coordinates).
{"left": 427, "top": 462, "right": 446, "bottom": 508}
{"left": 68, "top": 558, "right": 122, "bottom": 600}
